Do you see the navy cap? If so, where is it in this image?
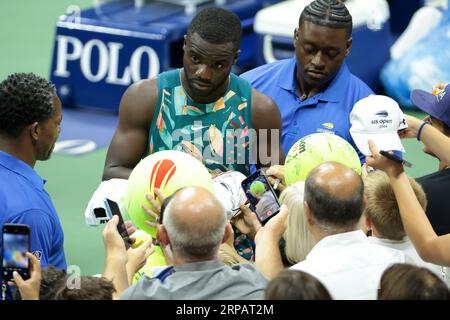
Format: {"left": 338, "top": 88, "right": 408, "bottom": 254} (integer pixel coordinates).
{"left": 411, "top": 84, "right": 450, "bottom": 127}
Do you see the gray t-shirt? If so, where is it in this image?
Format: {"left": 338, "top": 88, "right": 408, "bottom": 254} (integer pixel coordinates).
{"left": 120, "top": 260, "right": 267, "bottom": 300}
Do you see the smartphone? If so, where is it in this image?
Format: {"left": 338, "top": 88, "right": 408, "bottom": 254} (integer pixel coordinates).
{"left": 241, "top": 170, "right": 281, "bottom": 225}
{"left": 104, "top": 198, "right": 132, "bottom": 249}
{"left": 379, "top": 150, "right": 412, "bottom": 168}
{"left": 1, "top": 224, "right": 31, "bottom": 282}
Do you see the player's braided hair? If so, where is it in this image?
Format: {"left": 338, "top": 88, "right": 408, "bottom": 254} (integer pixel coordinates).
{"left": 187, "top": 7, "right": 242, "bottom": 50}
{"left": 0, "top": 73, "right": 55, "bottom": 137}
{"left": 299, "top": 0, "right": 352, "bottom": 37}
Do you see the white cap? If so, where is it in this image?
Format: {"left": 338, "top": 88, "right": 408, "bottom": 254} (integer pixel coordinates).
{"left": 350, "top": 95, "right": 407, "bottom": 156}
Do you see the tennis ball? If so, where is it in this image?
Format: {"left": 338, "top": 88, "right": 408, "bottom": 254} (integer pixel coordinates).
{"left": 125, "top": 150, "right": 214, "bottom": 238}
{"left": 250, "top": 180, "right": 265, "bottom": 196}
{"left": 284, "top": 133, "right": 361, "bottom": 185}
{"left": 132, "top": 245, "right": 168, "bottom": 284}
{"left": 130, "top": 229, "right": 150, "bottom": 249}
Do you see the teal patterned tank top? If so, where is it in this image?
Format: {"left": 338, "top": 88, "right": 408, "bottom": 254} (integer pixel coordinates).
{"left": 148, "top": 69, "right": 254, "bottom": 176}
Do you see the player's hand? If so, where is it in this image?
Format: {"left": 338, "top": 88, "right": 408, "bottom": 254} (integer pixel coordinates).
{"left": 266, "top": 165, "right": 286, "bottom": 192}
{"left": 143, "top": 188, "right": 165, "bottom": 228}
{"left": 365, "top": 140, "right": 404, "bottom": 178}
{"left": 231, "top": 203, "right": 262, "bottom": 240}
{"left": 9, "top": 252, "right": 41, "bottom": 300}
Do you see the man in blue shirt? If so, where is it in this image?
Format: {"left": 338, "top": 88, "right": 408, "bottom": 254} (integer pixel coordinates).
{"left": 0, "top": 73, "right": 66, "bottom": 296}
{"left": 241, "top": 0, "right": 373, "bottom": 159}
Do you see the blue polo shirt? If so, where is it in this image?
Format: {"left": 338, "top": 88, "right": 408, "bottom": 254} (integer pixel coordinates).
{"left": 0, "top": 151, "right": 67, "bottom": 279}
{"left": 241, "top": 58, "right": 373, "bottom": 161}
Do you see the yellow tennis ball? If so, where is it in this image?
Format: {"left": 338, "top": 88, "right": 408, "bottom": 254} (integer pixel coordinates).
{"left": 125, "top": 150, "right": 214, "bottom": 238}
{"left": 284, "top": 133, "right": 362, "bottom": 185}
{"left": 132, "top": 245, "right": 168, "bottom": 284}
{"left": 130, "top": 229, "right": 150, "bottom": 249}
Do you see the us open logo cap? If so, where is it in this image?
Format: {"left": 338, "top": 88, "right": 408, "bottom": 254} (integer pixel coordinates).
{"left": 350, "top": 95, "right": 407, "bottom": 156}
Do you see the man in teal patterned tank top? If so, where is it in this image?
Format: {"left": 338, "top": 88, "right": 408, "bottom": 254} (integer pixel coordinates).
{"left": 103, "top": 7, "right": 284, "bottom": 181}
{"left": 103, "top": 7, "right": 284, "bottom": 262}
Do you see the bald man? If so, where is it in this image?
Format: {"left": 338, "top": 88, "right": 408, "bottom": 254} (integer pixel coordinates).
{"left": 255, "top": 162, "right": 408, "bottom": 300}
{"left": 120, "top": 187, "right": 267, "bottom": 300}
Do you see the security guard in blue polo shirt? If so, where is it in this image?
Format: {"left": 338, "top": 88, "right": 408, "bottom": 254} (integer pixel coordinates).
{"left": 241, "top": 0, "right": 373, "bottom": 161}
{"left": 0, "top": 73, "right": 66, "bottom": 299}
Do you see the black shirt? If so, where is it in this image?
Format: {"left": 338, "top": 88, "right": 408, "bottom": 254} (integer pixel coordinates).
{"left": 417, "top": 168, "right": 450, "bottom": 235}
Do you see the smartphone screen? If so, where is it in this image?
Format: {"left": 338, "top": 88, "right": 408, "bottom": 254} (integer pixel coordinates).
{"left": 104, "top": 198, "right": 132, "bottom": 249}
{"left": 2, "top": 224, "right": 30, "bottom": 281}
{"left": 241, "top": 170, "right": 281, "bottom": 225}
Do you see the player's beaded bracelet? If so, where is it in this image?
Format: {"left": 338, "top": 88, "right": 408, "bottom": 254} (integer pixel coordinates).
{"left": 417, "top": 121, "right": 430, "bottom": 141}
